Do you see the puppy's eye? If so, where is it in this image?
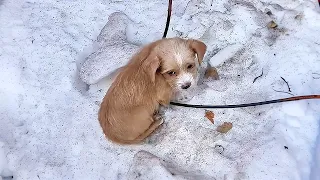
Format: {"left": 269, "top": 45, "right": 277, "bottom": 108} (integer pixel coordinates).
{"left": 167, "top": 71, "right": 176, "bottom": 76}
{"left": 187, "top": 64, "right": 194, "bottom": 69}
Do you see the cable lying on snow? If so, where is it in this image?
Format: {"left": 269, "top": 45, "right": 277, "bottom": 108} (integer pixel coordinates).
{"left": 170, "top": 95, "right": 320, "bottom": 109}
{"left": 162, "top": 0, "right": 320, "bottom": 109}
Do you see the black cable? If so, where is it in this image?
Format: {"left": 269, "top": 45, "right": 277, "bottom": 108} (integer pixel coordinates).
{"left": 170, "top": 95, "right": 320, "bottom": 109}
{"left": 162, "top": 0, "right": 172, "bottom": 38}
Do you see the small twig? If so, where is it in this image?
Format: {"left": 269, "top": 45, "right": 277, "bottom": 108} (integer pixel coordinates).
{"left": 312, "top": 73, "right": 320, "bottom": 79}
{"left": 253, "top": 69, "right": 264, "bottom": 83}
{"left": 162, "top": 0, "right": 173, "bottom": 38}
{"left": 280, "top": 76, "right": 291, "bottom": 92}
{"left": 272, "top": 88, "right": 294, "bottom": 96}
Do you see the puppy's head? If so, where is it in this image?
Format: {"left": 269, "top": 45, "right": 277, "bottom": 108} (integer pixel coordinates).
{"left": 143, "top": 38, "right": 206, "bottom": 91}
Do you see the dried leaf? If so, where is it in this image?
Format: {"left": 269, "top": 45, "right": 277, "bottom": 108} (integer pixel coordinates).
{"left": 204, "top": 110, "right": 215, "bottom": 124}
{"left": 267, "top": 20, "right": 277, "bottom": 29}
{"left": 216, "top": 122, "right": 233, "bottom": 133}
{"left": 205, "top": 67, "right": 219, "bottom": 80}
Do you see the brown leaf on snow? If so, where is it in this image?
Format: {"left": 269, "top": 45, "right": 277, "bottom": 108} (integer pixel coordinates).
{"left": 267, "top": 20, "right": 278, "bottom": 29}
{"left": 204, "top": 67, "right": 219, "bottom": 80}
{"left": 205, "top": 110, "right": 215, "bottom": 124}
{"left": 216, "top": 122, "right": 233, "bottom": 133}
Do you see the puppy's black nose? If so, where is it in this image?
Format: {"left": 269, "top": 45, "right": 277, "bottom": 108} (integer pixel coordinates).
{"left": 181, "top": 82, "right": 191, "bottom": 89}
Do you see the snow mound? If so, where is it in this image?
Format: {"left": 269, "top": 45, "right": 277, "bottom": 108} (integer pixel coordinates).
{"left": 79, "top": 12, "right": 139, "bottom": 85}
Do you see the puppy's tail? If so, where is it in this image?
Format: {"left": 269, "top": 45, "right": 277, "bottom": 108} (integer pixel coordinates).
{"left": 98, "top": 103, "right": 162, "bottom": 145}
{"left": 98, "top": 103, "right": 143, "bottom": 145}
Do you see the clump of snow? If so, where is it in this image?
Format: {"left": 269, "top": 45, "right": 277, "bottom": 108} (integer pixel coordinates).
{"left": 209, "top": 44, "right": 243, "bottom": 66}
{"left": 0, "top": 0, "right": 320, "bottom": 180}
{"left": 79, "top": 12, "right": 139, "bottom": 85}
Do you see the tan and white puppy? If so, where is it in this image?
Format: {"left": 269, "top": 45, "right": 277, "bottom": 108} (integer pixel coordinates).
{"left": 98, "top": 37, "right": 206, "bottom": 144}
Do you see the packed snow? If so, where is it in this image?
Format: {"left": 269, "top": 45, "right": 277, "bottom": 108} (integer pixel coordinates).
{"left": 0, "top": 0, "right": 320, "bottom": 180}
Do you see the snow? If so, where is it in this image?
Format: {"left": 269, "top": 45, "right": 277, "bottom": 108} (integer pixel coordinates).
{"left": 311, "top": 130, "right": 320, "bottom": 179}
{"left": 79, "top": 12, "right": 139, "bottom": 85}
{"left": 0, "top": 0, "right": 319, "bottom": 180}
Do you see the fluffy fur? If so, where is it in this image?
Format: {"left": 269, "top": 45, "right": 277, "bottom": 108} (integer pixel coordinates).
{"left": 98, "top": 37, "right": 207, "bottom": 144}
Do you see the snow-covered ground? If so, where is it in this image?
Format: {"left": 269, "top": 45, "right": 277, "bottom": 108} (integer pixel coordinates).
{"left": 1, "top": 0, "right": 320, "bottom": 179}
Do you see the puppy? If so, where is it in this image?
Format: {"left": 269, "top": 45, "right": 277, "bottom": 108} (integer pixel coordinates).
{"left": 98, "top": 37, "right": 207, "bottom": 144}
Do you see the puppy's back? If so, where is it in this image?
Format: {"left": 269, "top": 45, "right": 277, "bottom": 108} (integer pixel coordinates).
{"left": 98, "top": 43, "right": 161, "bottom": 144}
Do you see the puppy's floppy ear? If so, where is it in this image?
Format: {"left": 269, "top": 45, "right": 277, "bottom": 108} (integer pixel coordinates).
{"left": 142, "top": 53, "right": 160, "bottom": 82}
{"left": 188, "top": 39, "right": 207, "bottom": 64}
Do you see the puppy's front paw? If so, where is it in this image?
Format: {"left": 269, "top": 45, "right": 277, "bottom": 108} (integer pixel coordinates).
{"left": 156, "top": 118, "right": 164, "bottom": 126}
{"left": 154, "top": 115, "right": 164, "bottom": 124}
